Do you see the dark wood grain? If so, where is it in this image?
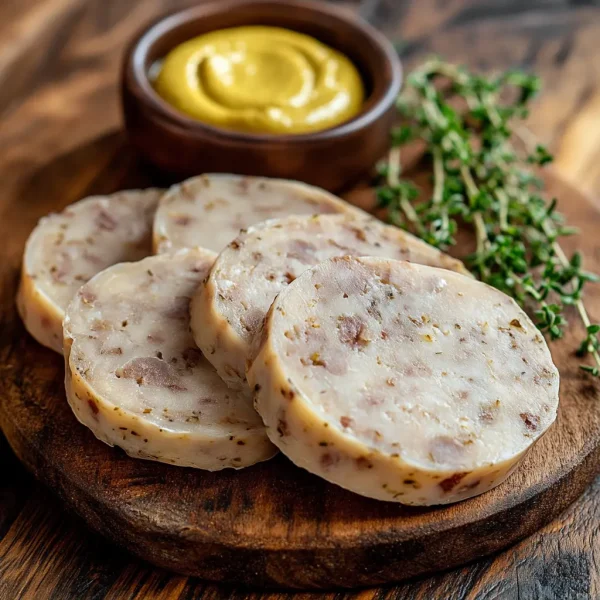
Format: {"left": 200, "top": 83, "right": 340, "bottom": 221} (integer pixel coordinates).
{"left": 0, "top": 0, "right": 599, "bottom": 598}
{"left": 0, "top": 437, "right": 598, "bottom": 599}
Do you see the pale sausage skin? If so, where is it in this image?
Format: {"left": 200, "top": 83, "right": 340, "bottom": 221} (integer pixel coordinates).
{"left": 247, "top": 256, "right": 559, "bottom": 505}
{"left": 64, "top": 249, "right": 276, "bottom": 470}
{"left": 17, "top": 189, "right": 162, "bottom": 353}
{"left": 192, "top": 214, "right": 470, "bottom": 393}
{"left": 153, "top": 173, "right": 367, "bottom": 254}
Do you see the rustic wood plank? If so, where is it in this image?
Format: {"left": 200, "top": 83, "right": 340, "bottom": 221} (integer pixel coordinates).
{"left": 0, "top": 454, "right": 597, "bottom": 598}
{"left": 0, "top": 0, "right": 87, "bottom": 118}
{"left": 0, "top": 0, "right": 599, "bottom": 597}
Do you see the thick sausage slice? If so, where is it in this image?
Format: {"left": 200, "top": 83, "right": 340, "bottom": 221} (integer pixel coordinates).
{"left": 191, "top": 214, "right": 469, "bottom": 392}
{"left": 153, "top": 173, "right": 364, "bottom": 254}
{"left": 247, "top": 256, "right": 559, "bottom": 505}
{"left": 17, "top": 189, "right": 162, "bottom": 353}
{"left": 63, "top": 249, "right": 276, "bottom": 470}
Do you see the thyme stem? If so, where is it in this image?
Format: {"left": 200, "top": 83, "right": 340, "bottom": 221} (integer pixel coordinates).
{"left": 495, "top": 189, "right": 509, "bottom": 231}
{"left": 386, "top": 146, "right": 422, "bottom": 228}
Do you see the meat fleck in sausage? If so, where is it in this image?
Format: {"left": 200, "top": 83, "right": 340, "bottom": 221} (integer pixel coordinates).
{"left": 116, "top": 357, "right": 187, "bottom": 391}
{"left": 338, "top": 315, "right": 370, "bottom": 349}
{"left": 439, "top": 472, "right": 469, "bottom": 493}
{"left": 520, "top": 412, "right": 540, "bottom": 431}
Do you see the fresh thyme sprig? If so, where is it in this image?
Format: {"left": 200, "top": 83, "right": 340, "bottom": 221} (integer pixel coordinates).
{"left": 376, "top": 58, "right": 600, "bottom": 375}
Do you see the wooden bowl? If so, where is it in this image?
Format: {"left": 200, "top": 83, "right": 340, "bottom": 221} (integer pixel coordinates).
{"left": 121, "top": 0, "right": 402, "bottom": 192}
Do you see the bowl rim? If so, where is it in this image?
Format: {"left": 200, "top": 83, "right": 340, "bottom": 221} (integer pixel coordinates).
{"left": 123, "top": 0, "right": 403, "bottom": 145}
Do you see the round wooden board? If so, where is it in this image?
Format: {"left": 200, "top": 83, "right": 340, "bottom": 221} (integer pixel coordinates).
{"left": 1, "top": 153, "right": 599, "bottom": 590}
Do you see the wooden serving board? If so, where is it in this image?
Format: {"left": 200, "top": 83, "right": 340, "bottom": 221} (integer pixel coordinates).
{"left": 0, "top": 148, "right": 599, "bottom": 589}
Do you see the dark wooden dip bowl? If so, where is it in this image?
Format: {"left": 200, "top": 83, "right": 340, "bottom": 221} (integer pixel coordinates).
{"left": 121, "top": 0, "right": 402, "bottom": 192}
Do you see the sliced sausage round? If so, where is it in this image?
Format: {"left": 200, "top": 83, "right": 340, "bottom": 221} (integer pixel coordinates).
{"left": 247, "top": 256, "right": 559, "bottom": 505}
{"left": 153, "top": 173, "right": 365, "bottom": 254}
{"left": 17, "top": 189, "right": 162, "bottom": 353}
{"left": 191, "top": 213, "right": 470, "bottom": 392}
{"left": 63, "top": 249, "right": 276, "bottom": 470}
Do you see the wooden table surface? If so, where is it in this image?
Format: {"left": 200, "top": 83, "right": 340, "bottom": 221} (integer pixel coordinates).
{"left": 0, "top": 1, "right": 599, "bottom": 598}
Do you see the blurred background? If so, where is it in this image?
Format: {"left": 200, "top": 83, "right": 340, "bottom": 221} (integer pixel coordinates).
{"left": 2, "top": 0, "right": 600, "bottom": 192}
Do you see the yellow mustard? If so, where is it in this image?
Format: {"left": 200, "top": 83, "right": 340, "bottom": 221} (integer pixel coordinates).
{"left": 153, "top": 26, "right": 365, "bottom": 134}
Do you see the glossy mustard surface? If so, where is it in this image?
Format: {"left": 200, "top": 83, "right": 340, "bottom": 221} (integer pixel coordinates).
{"left": 153, "top": 26, "right": 365, "bottom": 134}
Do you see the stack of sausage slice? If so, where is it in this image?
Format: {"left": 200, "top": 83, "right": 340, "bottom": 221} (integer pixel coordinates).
{"left": 18, "top": 174, "right": 559, "bottom": 505}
